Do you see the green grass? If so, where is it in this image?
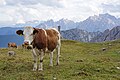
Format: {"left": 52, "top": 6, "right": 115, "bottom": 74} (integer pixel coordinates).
{"left": 0, "top": 40, "right": 120, "bottom": 80}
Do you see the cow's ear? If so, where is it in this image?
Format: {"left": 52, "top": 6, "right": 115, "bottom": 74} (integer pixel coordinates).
{"left": 33, "top": 28, "right": 38, "bottom": 35}
{"left": 16, "top": 30, "right": 23, "bottom": 35}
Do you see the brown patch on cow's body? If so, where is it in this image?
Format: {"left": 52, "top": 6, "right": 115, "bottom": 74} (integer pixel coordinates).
{"left": 46, "top": 29, "right": 59, "bottom": 51}
{"left": 32, "top": 28, "right": 59, "bottom": 52}
{"left": 32, "top": 29, "right": 47, "bottom": 51}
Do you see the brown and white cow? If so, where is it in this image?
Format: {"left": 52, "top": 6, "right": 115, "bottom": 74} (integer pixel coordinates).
{"left": 16, "top": 26, "right": 61, "bottom": 71}
{"left": 8, "top": 42, "right": 17, "bottom": 48}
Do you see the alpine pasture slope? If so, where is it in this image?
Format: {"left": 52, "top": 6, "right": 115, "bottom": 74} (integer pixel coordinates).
{"left": 0, "top": 40, "right": 120, "bottom": 80}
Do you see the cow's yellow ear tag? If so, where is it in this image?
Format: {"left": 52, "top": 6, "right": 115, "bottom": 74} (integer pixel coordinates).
{"left": 19, "top": 34, "right": 23, "bottom": 36}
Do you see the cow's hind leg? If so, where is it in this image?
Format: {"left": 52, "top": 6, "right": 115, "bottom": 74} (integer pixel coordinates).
{"left": 56, "top": 43, "right": 60, "bottom": 65}
{"left": 32, "top": 49, "right": 37, "bottom": 71}
{"left": 49, "top": 51, "right": 53, "bottom": 66}
{"left": 38, "top": 50, "right": 44, "bottom": 71}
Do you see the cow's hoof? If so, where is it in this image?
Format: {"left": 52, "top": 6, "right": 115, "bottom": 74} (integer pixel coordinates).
{"left": 38, "top": 68, "right": 43, "bottom": 71}
{"left": 33, "top": 68, "right": 37, "bottom": 71}
{"left": 56, "top": 63, "right": 59, "bottom": 66}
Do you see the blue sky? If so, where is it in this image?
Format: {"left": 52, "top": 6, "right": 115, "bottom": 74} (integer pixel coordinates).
{"left": 0, "top": 0, "right": 120, "bottom": 26}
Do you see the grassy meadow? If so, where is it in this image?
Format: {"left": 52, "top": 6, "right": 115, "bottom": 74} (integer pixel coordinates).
{"left": 0, "top": 40, "right": 120, "bottom": 80}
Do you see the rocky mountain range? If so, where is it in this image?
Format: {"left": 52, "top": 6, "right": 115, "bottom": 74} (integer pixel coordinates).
{"left": 1, "top": 13, "right": 120, "bottom": 32}
{"left": 90, "top": 26, "right": 120, "bottom": 42}
{"left": 36, "top": 13, "right": 120, "bottom": 32}
{"left": 61, "top": 28, "right": 101, "bottom": 42}
{"left": 0, "top": 13, "right": 120, "bottom": 47}
{"left": 61, "top": 26, "right": 120, "bottom": 42}
{"left": 77, "top": 13, "right": 120, "bottom": 32}
{"left": 36, "top": 19, "right": 77, "bottom": 30}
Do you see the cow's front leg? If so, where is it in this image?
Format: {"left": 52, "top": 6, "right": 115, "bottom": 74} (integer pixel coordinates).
{"left": 32, "top": 49, "right": 37, "bottom": 71}
{"left": 38, "top": 50, "right": 44, "bottom": 71}
{"left": 49, "top": 51, "right": 53, "bottom": 66}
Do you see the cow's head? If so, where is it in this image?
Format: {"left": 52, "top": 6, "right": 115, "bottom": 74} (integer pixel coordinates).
{"left": 16, "top": 26, "right": 38, "bottom": 47}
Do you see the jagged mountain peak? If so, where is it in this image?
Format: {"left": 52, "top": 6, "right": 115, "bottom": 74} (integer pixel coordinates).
{"left": 90, "top": 26, "right": 120, "bottom": 42}
{"left": 46, "top": 19, "right": 54, "bottom": 22}
{"left": 99, "top": 13, "right": 116, "bottom": 19}
{"left": 77, "top": 13, "right": 120, "bottom": 32}
{"left": 88, "top": 15, "right": 99, "bottom": 21}
{"left": 57, "top": 18, "right": 75, "bottom": 25}
{"left": 87, "top": 13, "right": 116, "bottom": 21}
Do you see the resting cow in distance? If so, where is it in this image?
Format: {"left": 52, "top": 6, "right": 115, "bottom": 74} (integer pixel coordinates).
{"left": 16, "top": 26, "right": 61, "bottom": 71}
{"left": 8, "top": 42, "right": 17, "bottom": 48}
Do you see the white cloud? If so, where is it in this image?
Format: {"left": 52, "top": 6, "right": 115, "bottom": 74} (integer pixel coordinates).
{"left": 0, "top": 0, "right": 120, "bottom": 26}
{"left": 101, "top": 3, "right": 120, "bottom": 12}
{"left": 0, "top": 13, "right": 12, "bottom": 22}
{"left": 0, "top": 0, "right": 6, "bottom": 6}
{"left": 5, "top": 0, "right": 66, "bottom": 8}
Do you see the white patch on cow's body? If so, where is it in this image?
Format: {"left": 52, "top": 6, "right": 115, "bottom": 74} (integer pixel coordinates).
{"left": 41, "top": 28, "right": 49, "bottom": 52}
{"left": 51, "top": 28, "right": 59, "bottom": 34}
{"left": 41, "top": 28, "right": 47, "bottom": 37}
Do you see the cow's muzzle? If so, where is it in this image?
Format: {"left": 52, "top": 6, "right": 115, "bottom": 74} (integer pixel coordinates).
{"left": 24, "top": 41, "right": 29, "bottom": 45}
{"left": 23, "top": 41, "right": 33, "bottom": 49}
{"left": 27, "top": 45, "right": 33, "bottom": 49}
